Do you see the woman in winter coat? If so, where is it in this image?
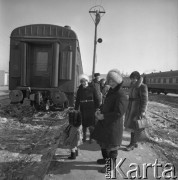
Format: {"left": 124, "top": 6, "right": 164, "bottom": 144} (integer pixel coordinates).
{"left": 124, "top": 71, "right": 148, "bottom": 151}
{"left": 91, "top": 69, "right": 128, "bottom": 173}
{"left": 75, "top": 74, "right": 100, "bottom": 143}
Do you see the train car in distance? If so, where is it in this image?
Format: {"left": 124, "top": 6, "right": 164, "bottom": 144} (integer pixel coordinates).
{"left": 143, "top": 70, "right": 178, "bottom": 95}
{"left": 9, "top": 24, "right": 83, "bottom": 110}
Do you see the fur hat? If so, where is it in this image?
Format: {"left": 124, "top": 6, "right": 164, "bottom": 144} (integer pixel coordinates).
{"left": 130, "top": 71, "right": 140, "bottom": 80}
{"left": 79, "top": 74, "right": 89, "bottom": 82}
{"left": 94, "top": 73, "right": 100, "bottom": 77}
{"left": 106, "top": 69, "right": 123, "bottom": 84}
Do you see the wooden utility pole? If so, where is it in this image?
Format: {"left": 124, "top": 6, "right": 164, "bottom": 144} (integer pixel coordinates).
{"left": 89, "top": 6, "right": 105, "bottom": 79}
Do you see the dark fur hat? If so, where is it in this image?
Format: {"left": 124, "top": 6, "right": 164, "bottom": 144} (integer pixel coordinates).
{"left": 94, "top": 73, "right": 100, "bottom": 77}
{"left": 130, "top": 71, "right": 141, "bottom": 80}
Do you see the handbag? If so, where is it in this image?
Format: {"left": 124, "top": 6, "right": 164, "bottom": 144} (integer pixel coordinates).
{"left": 135, "top": 116, "right": 151, "bottom": 129}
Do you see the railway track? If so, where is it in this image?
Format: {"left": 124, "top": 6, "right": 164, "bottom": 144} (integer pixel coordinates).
{"left": 144, "top": 100, "right": 178, "bottom": 150}
{"left": 148, "top": 93, "right": 178, "bottom": 108}
{"left": 148, "top": 109, "right": 178, "bottom": 126}
{"left": 0, "top": 102, "right": 68, "bottom": 179}
{"left": 0, "top": 93, "right": 70, "bottom": 179}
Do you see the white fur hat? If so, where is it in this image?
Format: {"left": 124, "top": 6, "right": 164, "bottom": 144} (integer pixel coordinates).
{"left": 106, "top": 69, "right": 123, "bottom": 84}
{"left": 79, "top": 74, "right": 89, "bottom": 82}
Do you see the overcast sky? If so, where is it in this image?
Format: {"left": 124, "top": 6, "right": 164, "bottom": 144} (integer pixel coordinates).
{"left": 0, "top": 0, "right": 178, "bottom": 75}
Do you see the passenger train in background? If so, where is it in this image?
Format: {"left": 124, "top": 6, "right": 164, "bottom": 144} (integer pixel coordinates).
{"left": 9, "top": 24, "right": 83, "bottom": 110}
{"left": 122, "top": 70, "right": 178, "bottom": 95}
{"left": 143, "top": 70, "right": 178, "bottom": 95}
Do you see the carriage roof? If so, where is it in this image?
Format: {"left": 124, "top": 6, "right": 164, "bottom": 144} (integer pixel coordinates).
{"left": 10, "top": 24, "right": 78, "bottom": 39}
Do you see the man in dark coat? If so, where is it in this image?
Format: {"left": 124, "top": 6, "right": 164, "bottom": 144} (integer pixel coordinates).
{"left": 124, "top": 71, "right": 148, "bottom": 151}
{"left": 75, "top": 74, "right": 100, "bottom": 142}
{"left": 91, "top": 73, "right": 102, "bottom": 106}
{"left": 91, "top": 69, "right": 128, "bottom": 173}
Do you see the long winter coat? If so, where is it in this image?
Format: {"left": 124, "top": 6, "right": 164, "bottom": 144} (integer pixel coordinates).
{"left": 124, "top": 77, "right": 148, "bottom": 131}
{"left": 91, "top": 83, "right": 128, "bottom": 147}
{"left": 75, "top": 84, "right": 100, "bottom": 127}
{"left": 91, "top": 79, "right": 102, "bottom": 105}
{"left": 64, "top": 125, "right": 83, "bottom": 148}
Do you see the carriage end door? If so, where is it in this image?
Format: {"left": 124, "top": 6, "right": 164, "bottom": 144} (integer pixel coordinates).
{"left": 29, "top": 44, "right": 52, "bottom": 87}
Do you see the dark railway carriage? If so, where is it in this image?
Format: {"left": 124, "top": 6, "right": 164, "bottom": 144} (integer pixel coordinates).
{"left": 9, "top": 24, "right": 83, "bottom": 110}
{"left": 144, "top": 70, "right": 178, "bottom": 95}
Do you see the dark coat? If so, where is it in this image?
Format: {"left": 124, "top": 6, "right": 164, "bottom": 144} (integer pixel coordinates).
{"left": 91, "top": 83, "right": 128, "bottom": 147}
{"left": 91, "top": 79, "right": 102, "bottom": 105}
{"left": 124, "top": 77, "right": 148, "bottom": 131}
{"left": 75, "top": 84, "right": 100, "bottom": 127}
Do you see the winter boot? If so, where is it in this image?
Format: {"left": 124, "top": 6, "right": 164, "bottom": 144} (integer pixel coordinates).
{"left": 126, "top": 132, "right": 138, "bottom": 151}
{"left": 75, "top": 148, "right": 78, "bottom": 156}
{"left": 99, "top": 158, "right": 117, "bottom": 175}
{"left": 83, "top": 134, "right": 86, "bottom": 142}
{"left": 82, "top": 127, "right": 87, "bottom": 142}
{"left": 68, "top": 151, "right": 76, "bottom": 159}
{"left": 97, "top": 149, "right": 108, "bottom": 164}
{"left": 89, "top": 126, "right": 94, "bottom": 144}
{"left": 89, "top": 136, "right": 95, "bottom": 144}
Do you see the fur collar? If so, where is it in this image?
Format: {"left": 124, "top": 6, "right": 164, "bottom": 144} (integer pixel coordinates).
{"left": 130, "top": 77, "right": 143, "bottom": 88}
{"left": 107, "top": 81, "right": 123, "bottom": 95}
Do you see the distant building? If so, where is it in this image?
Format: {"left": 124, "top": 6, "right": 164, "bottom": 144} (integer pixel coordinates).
{"left": 0, "top": 70, "right": 9, "bottom": 86}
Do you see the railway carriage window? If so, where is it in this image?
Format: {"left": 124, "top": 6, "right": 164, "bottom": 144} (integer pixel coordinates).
{"left": 33, "top": 52, "right": 48, "bottom": 76}
{"left": 76, "top": 65, "right": 80, "bottom": 87}
{"left": 36, "top": 52, "right": 48, "bottom": 71}
{"left": 10, "top": 47, "right": 21, "bottom": 77}
{"left": 169, "top": 78, "right": 173, "bottom": 84}
{"left": 59, "top": 51, "right": 73, "bottom": 80}
{"left": 163, "top": 78, "right": 166, "bottom": 83}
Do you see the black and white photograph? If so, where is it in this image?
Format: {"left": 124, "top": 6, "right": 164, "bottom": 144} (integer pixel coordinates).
{"left": 0, "top": 0, "right": 178, "bottom": 179}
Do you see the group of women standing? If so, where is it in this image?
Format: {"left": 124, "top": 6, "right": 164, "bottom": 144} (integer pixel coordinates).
{"left": 67, "top": 68, "right": 148, "bottom": 173}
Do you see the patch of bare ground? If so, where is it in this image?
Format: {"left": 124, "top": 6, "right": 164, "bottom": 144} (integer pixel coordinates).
{"left": 144, "top": 93, "right": 178, "bottom": 176}
{"left": 0, "top": 102, "right": 68, "bottom": 180}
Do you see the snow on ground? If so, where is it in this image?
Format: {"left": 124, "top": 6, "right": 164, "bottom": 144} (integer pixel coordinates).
{"left": 0, "top": 90, "right": 178, "bottom": 179}
{"left": 145, "top": 94, "right": 178, "bottom": 173}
